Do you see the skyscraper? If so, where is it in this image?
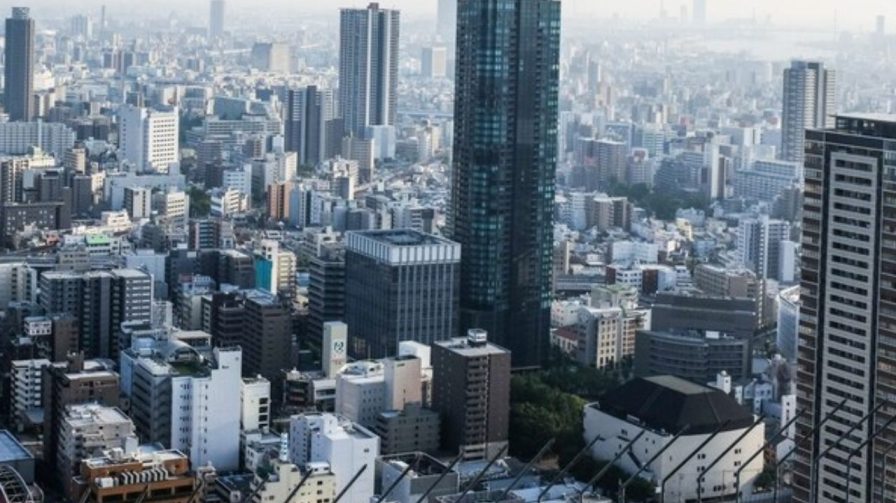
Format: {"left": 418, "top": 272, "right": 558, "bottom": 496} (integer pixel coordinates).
{"left": 285, "top": 86, "right": 338, "bottom": 165}
{"left": 450, "top": 0, "right": 561, "bottom": 368}
{"left": 793, "top": 114, "right": 896, "bottom": 503}
{"left": 338, "top": 3, "right": 400, "bottom": 137}
{"left": 118, "top": 105, "right": 180, "bottom": 174}
{"left": 4, "top": 8, "right": 35, "bottom": 122}
{"left": 344, "top": 229, "right": 460, "bottom": 359}
{"left": 692, "top": 0, "right": 707, "bottom": 25}
{"left": 209, "top": 0, "right": 225, "bottom": 39}
{"left": 781, "top": 61, "right": 836, "bottom": 165}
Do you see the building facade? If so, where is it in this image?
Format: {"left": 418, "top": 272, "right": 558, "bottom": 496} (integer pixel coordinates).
{"left": 450, "top": 0, "right": 561, "bottom": 368}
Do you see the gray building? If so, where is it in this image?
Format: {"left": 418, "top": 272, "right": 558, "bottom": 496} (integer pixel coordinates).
{"left": 284, "top": 86, "right": 339, "bottom": 165}
{"left": 781, "top": 61, "right": 835, "bottom": 164}
{"left": 650, "top": 292, "right": 759, "bottom": 340}
{"left": 633, "top": 329, "right": 751, "bottom": 384}
{"left": 345, "top": 230, "right": 460, "bottom": 359}
{"left": 4, "top": 8, "right": 35, "bottom": 122}
{"left": 375, "top": 403, "right": 441, "bottom": 455}
{"left": 307, "top": 247, "right": 346, "bottom": 352}
{"left": 208, "top": 0, "right": 225, "bottom": 39}
{"left": 338, "top": 3, "right": 400, "bottom": 136}
{"left": 431, "top": 331, "right": 510, "bottom": 460}
{"left": 377, "top": 453, "right": 459, "bottom": 503}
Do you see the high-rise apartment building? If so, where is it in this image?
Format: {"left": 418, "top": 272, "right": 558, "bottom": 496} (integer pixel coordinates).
{"left": 285, "top": 86, "right": 338, "bottom": 165}
{"left": 793, "top": 114, "right": 896, "bottom": 503}
{"left": 338, "top": 3, "right": 400, "bottom": 136}
{"left": 421, "top": 46, "right": 448, "bottom": 79}
{"left": 118, "top": 105, "right": 180, "bottom": 174}
{"left": 450, "top": 0, "right": 561, "bottom": 368}
{"left": 344, "top": 230, "right": 460, "bottom": 359}
{"left": 4, "top": 8, "right": 35, "bottom": 122}
{"left": 736, "top": 215, "right": 792, "bottom": 281}
{"left": 431, "top": 331, "right": 510, "bottom": 460}
{"left": 781, "top": 61, "right": 836, "bottom": 165}
{"left": 209, "top": 0, "right": 225, "bottom": 39}
{"left": 58, "top": 404, "right": 135, "bottom": 499}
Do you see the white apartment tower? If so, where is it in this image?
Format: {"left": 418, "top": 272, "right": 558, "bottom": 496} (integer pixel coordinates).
{"left": 338, "top": 3, "right": 400, "bottom": 136}
{"left": 119, "top": 105, "right": 179, "bottom": 174}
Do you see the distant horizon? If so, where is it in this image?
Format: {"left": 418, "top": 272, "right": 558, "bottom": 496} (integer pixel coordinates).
{"left": 10, "top": 0, "right": 896, "bottom": 32}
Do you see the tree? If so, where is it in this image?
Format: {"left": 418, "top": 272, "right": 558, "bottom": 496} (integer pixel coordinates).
{"left": 189, "top": 186, "right": 211, "bottom": 218}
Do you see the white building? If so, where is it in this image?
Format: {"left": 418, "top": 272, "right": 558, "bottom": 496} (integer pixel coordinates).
{"left": 583, "top": 376, "right": 764, "bottom": 502}
{"left": 241, "top": 376, "right": 271, "bottom": 432}
{"left": 252, "top": 456, "right": 337, "bottom": 503}
{"left": 10, "top": 359, "right": 52, "bottom": 431}
{"left": 289, "top": 413, "right": 379, "bottom": 503}
{"left": 123, "top": 186, "right": 152, "bottom": 219}
{"left": 58, "top": 404, "right": 137, "bottom": 493}
{"left": 335, "top": 355, "right": 423, "bottom": 428}
{"left": 575, "top": 303, "right": 651, "bottom": 369}
{"left": 118, "top": 105, "right": 180, "bottom": 174}
{"left": 0, "top": 121, "right": 76, "bottom": 159}
{"left": 170, "top": 347, "right": 242, "bottom": 471}
{"left": 210, "top": 187, "right": 247, "bottom": 217}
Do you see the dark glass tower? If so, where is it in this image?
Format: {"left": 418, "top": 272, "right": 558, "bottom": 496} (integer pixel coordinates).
{"left": 4, "top": 7, "right": 35, "bottom": 122}
{"left": 450, "top": 0, "right": 561, "bottom": 368}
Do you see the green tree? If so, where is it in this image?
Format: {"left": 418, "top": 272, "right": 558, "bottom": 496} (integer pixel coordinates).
{"left": 189, "top": 186, "right": 211, "bottom": 218}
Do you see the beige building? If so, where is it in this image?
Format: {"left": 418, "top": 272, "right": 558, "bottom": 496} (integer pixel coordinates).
{"left": 251, "top": 457, "right": 337, "bottom": 503}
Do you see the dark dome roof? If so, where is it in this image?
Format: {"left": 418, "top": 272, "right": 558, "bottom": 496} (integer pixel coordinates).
{"left": 597, "top": 375, "right": 754, "bottom": 435}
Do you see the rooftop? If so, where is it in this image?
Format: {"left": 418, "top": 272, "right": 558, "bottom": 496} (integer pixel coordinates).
{"left": 594, "top": 375, "right": 754, "bottom": 435}
{"left": 350, "top": 229, "right": 450, "bottom": 247}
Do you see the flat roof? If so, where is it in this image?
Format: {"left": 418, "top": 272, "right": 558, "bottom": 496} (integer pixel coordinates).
{"left": 351, "top": 229, "right": 449, "bottom": 247}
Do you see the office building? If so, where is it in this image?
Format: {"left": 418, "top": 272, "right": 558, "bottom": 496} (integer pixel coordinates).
{"left": 209, "top": 0, "right": 225, "bottom": 39}
{"left": 4, "top": 8, "right": 35, "bottom": 122}
{"left": 781, "top": 61, "right": 836, "bottom": 164}
{"left": 575, "top": 303, "right": 651, "bottom": 369}
{"left": 339, "top": 3, "right": 400, "bottom": 136}
{"left": 633, "top": 329, "right": 751, "bottom": 383}
{"left": 450, "top": 0, "right": 560, "bottom": 368}
{"left": 432, "top": 331, "right": 510, "bottom": 459}
{"left": 584, "top": 376, "right": 764, "bottom": 502}
{"left": 250, "top": 454, "right": 336, "bottom": 503}
{"left": 123, "top": 186, "right": 151, "bottom": 219}
{"left": 288, "top": 413, "right": 379, "bottom": 503}
{"left": 335, "top": 356, "right": 424, "bottom": 428}
{"left": 345, "top": 230, "right": 460, "bottom": 358}
{"left": 242, "top": 290, "right": 293, "bottom": 397}
{"left": 250, "top": 42, "right": 290, "bottom": 74}
{"left": 375, "top": 403, "right": 441, "bottom": 455}
{"left": 737, "top": 216, "right": 792, "bottom": 281}
{"left": 793, "top": 115, "right": 896, "bottom": 503}
{"left": 118, "top": 105, "right": 180, "bottom": 174}
{"left": 307, "top": 248, "right": 346, "bottom": 349}
{"left": 651, "top": 292, "right": 760, "bottom": 339}
{"left": 57, "top": 404, "right": 135, "bottom": 499}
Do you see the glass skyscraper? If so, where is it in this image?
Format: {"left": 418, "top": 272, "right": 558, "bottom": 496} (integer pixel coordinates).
{"left": 449, "top": 0, "right": 561, "bottom": 368}
{"left": 4, "top": 8, "right": 34, "bottom": 122}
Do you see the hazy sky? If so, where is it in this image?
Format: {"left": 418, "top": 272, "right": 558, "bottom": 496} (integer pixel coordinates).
{"left": 17, "top": 0, "right": 896, "bottom": 31}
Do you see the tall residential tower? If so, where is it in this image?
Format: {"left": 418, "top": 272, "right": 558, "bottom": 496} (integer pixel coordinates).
{"left": 449, "top": 0, "right": 561, "bottom": 368}
{"left": 338, "top": 3, "right": 400, "bottom": 137}
{"left": 781, "top": 61, "right": 836, "bottom": 165}
{"left": 793, "top": 114, "right": 896, "bottom": 503}
{"left": 4, "top": 7, "right": 35, "bottom": 121}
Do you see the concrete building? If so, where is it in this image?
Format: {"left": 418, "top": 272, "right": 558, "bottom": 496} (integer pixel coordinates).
{"left": 432, "top": 331, "right": 510, "bottom": 460}
{"left": 118, "top": 105, "right": 179, "bottom": 174}
{"left": 651, "top": 292, "right": 760, "bottom": 340}
{"left": 123, "top": 186, "right": 151, "bottom": 219}
{"left": 345, "top": 230, "right": 460, "bottom": 358}
{"left": 335, "top": 356, "right": 424, "bottom": 428}
{"left": 42, "top": 356, "right": 120, "bottom": 477}
{"left": 793, "top": 115, "right": 896, "bottom": 503}
{"left": 633, "top": 329, "right": 752, "bottom": 383}
{"left": 583, "top": 376, "right": 764, "bottom": 502}
{"left": 57, "top": 404, "right": 136, "bottom": 500}
{"left": 781, "top": 61, "right": 835, "bottom": 164}
{"left": 71, "top": 446, "right": 196, "bottom": 503}
{"left": 737, "top": 216, "right": 791, "bottom": 281}
{"left": 241, "top": 376, "right": 271, "bottom": 432}
{"left": 575, "top": 302, "right": 651, "bottom": 369}
{"left": 375, "top": 403, "right": 441, "bottom": 455}
{"left": 209, "top": 0, "right": 225, "bottom": 39}
{"left": 377, "top": 453, "right": 459, "bottom": 503}
{"left": 250, "top": 455, "right": 336, "bottom": 503}
{"left": 289, "top": 413, "right": 379, "bottom": 503}
{"left": 421, "top": 46, "right": 448, "bottom": 79}
{"left": 10, "top": 358, "right": 51, "bottom": 432}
